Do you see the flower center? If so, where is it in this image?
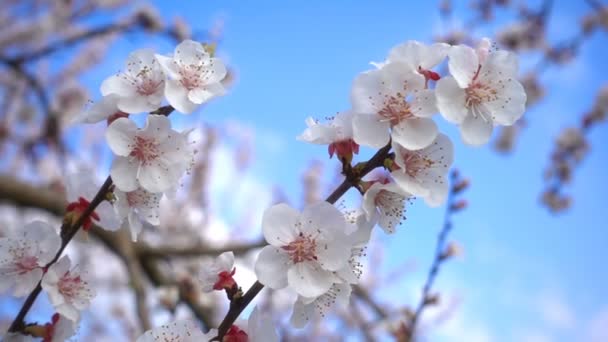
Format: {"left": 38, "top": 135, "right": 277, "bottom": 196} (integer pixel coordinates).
{"left": 130, "top": 136, "right": 160, "bottom": 165}
{"left": 282, "top": 233, "right": 317, "bottom": 264}
{"left": 15, "top": 255, "right": 38, "bottom": 274}
{"left": 465, "top": 82, "right": 498, "bottom": 111}
{"left": 179, "top": 65, "right": 204, "bottom": 90}
{"left": 58, "top": 273, "right": 84, "bottom": 300}
{"left": 136, "top": 67, "right": 163, "bottom": 95}
{"left": 400, "top": 152, "right": 434, "bottom": 178}
{"left": 378, "top": 94, "right": 414, "bottom": 126}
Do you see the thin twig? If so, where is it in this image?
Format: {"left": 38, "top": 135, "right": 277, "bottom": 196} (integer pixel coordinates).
{"left": 212, "top": 142, "right": 393, "bottom": 340}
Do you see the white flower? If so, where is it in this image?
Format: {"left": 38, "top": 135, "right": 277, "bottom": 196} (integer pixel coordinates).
{"left": 297, "top": 111, "right": 359, "bottom": 160}
{"left": 290, "top": 283, "right": 352, "bottom": 328}
{"left": 41, "top": 255, "right": 95, "bottom": 322}
{"left": 391, "top": 133, "right": 454, "bottom": 207}
{"left": 362, "top": 180, "right": 411, "bottom": 234}
{"left": 113, "top": 187, "right": 161, "bottom": 241}
{"left": 156, "top": 40, "right": 226, "bottom": 114}
{"left": 435, "top": 38, "right": 527, "bottom": 145}
{"left": 65, "top": 165, "right": 120, "bottom": 231}
{"left": 387, "top": 40, "right": 450, "bottom": 80}
{"left": 106, "top": 115, "right": 193, "bottom": 193}
{"left": 45, "top": 313, "right": 77, "bottom": 342}
{"left": 100, "top": 48, "right": 166, "bottom": 113}
{"left": 136, "top": 320, "right": 214, "bottom": 342}
{"left": 335, "top": 210, "right": 373, "bottom": 283}
{"left": 254, "top": 202, "right": 351, "bottom": 298}
{"left": 0, "top": 221, "right": 60, "bottom": 297}
{"left": 199, "top": 251, "right": 236, "bottom": 292}
{"left": 75, "top": 94, "right": 127, "bottom": 124}
{"left": 351, "top": 62, "right": 438, "bottom": 150}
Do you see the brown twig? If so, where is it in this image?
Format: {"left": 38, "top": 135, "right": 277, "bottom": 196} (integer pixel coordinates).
{"left": 213, "top": 142, "right": 393, "bottom": 340}
{"left": 7, "top": 176, "right": 113, "bottom": 332}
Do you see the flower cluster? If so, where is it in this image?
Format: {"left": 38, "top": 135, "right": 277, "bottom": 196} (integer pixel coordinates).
{"left": 3, "top": 37, "right": 525, "bottom": 341}
{"left": 264, "top": 38, "right": 525, "bottom": 328}
{"left": 74, "top": 40, "right": 223, "bottom": 241}
{"left": 0, "top": 222, "right": 94, "bottom": 340}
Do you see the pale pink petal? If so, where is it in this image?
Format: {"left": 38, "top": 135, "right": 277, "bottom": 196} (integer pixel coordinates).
{"left": 138, "top": 162, "right": 173, "bottom": 193}
{"left": 410, "top": 89, "right": 437, "bottom": 118}
{"left": 287, "top": 262, "right": 333, "bottom": 298}
{"left": 460, "top": 113, "right": 494, "bottom": 146}
{"left": 391, "top": 118, "right": 438, "bottom": 150}
{"left": 436, "top": 76, "right": 468, "bottom": 124}
{"left": 352, "top": 114, "right": 390, "bottom": 148}
{"left": 110, "top": 157, "right": 139, "bottom": 192}
{"left": 165, "top": 79, "right": 199, "bottom": 114}
{"left": 262, "top": 203, "right": 299, "bottom": 247}
{"left": 315, "top": 237, "right": 351, "bottom": 271}
{"left": 106, "top": 118, "right": 137, "bottom": 156}
{"left": 155, "top": 54, "right": 180, "bottom": 79}
{"left": 254, "top": 246, "right": 290, "bottom": 290}
{"left": 448, "top": 45, "right": 479, "bottom": 88}
{"left": 100, "top": 74, "right": 136, "bottom": 97}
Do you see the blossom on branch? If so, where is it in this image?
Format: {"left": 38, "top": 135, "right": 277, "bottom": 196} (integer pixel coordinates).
{"left": 106, "top": 115, "right": 194, "bottom": 193}
{"left": 156, "top": 39, "right": 227, "bottom": 114}
{"left": 290, "top": 282, "right": 352, "bottom": 328}
{"left": 254, "top": 202, "right": 352, "bottom": 298}
{"left": 0, "top": 221, "right": 60, "bottom": 297}
{"left": 43, "top": 313, "right": 77, "bottom": 342}
{"left": 113, "top": 187, "right": 161, "bottom": 241}
{"left": 436, "top": 38, "right": 527, "bottom": 145}
{"left": 41, "top": 255, "right": 95, "bottom": 322}
{"left": 101, "top": 48, "right": 166, "bottom": 114}
{"left": 65, "top": 166, "right": 120, "bottom": 231}
{"left": 362, "top": 179, "right": 411, "bottom": 234}
{"left": 199, "top": 251, "right": 237, "bottom": 292}
{"left": 351, "top": 62, "right": 438, "bottom": 150}
{"left": 391, "top": 133, "right": 454, "bottom": 206}
{"left": 297, "top": 111, "right": 359, "bottom": 162}
{"left": 386, "top": 40, "right": 450, "bottom": 82}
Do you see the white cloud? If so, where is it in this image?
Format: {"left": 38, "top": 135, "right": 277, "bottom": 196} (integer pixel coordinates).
{"left": 586, "top": 308, "right": 608, "bottom": 342}
{"left": 536, "top": 290, "right": 576, "bottom": 330}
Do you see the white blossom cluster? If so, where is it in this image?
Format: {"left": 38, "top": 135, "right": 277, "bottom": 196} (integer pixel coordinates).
{"left": 2, "top": 37, "right": 525, "bottom": 341}
{"left": 264, "top": 38, "right": 525, "bottom": 327}
{"left": 0, "top": 221, "right": 89, "bottom": 341}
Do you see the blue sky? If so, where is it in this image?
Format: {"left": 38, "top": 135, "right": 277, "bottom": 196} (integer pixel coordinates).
{"left": 20, "top": 0, "right": 608, "bottom": 341}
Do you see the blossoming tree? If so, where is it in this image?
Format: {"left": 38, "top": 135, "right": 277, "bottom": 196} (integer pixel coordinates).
{"left": 0, "top": 1, "right": 605, "bottom": 341}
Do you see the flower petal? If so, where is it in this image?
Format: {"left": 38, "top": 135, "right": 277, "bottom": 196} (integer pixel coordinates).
{"left": 106, "top": 118, "right": 137, "bottom": 156}
{"left": 110, "top": 157, "right": 139, "bottom": 192}
{"left": 287, "top": 262, "right": 334, "bottom": 298}
{"left": 254, "top": 246, "right": 290, "bottom": 290}
{"left": 262, "top": 203, "right": 299, "bottom": 247}
{"left": 391, "top": 118, "right": 438, "bottom": 150}
{"left": 448, "top": 45, "right": 479, "bottom": 88}
{"left": 100, "top": 74, "right": 136, "bottom": 97}
{"left": 138, "top": 162, "right": 173, "bottom": 193}
{"left": 460, "top": 113, "right": 494, "bottom": 146}
{"left": 352, "top": 114, "right": 390, "bottom": 148}
{"left": 165, "top": 79, "right": 199, "bottom": 114}
{"left": 436, "top": 76, "right": 468, "bottom": 124}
